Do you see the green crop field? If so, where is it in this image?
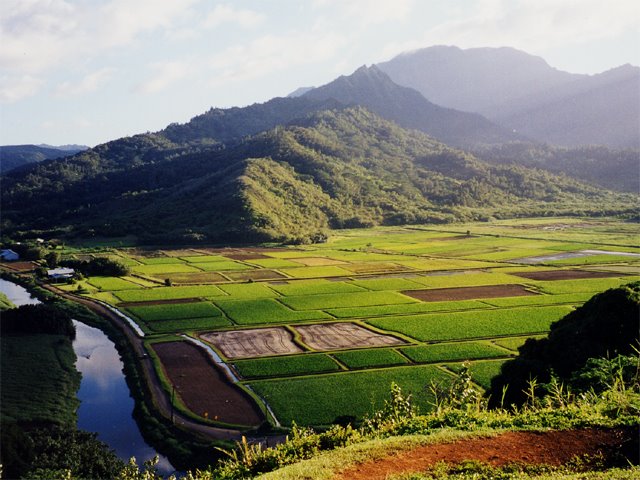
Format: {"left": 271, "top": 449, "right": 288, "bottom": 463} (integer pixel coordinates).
{"left": 279, "top": 291, "right": 416, "bottom": 310}
{"left": 367, "top": 306, "right": 574, "bottom": 342}
{"left": 67, "top": 217, "right": 639, "bottom": 428}
{"left": 126, "top": 301, "right": 223, "bottom": 322}
{"left": 233, "top": 354, "right": 340, "bottom": 379}
{"left": 214, "top": 298, "right": 331, "bottom": 324}
{"left": 248, "top": 365, "right": 453, "bottom": 426}
{"left": 332, "top": 348, "right": 409, "bottom": 369}
{"left": 399, "top": 341, "right": 510, "bottom": 364}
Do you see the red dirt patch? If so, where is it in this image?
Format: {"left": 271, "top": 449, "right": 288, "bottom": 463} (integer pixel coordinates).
{"left": 1, "top": 261, "right": 37, "bottom": 271}
{"left": 512, "top": 270, "right": 627, "bottom": 281}
{"left": 335, "top": 428, "right": 632, "bottom": 480}
{"left": 403, "top": 284, "right": 536, "bottom": 302}
{"left": 152, "top": 341, "right": 264, "bottom": 426}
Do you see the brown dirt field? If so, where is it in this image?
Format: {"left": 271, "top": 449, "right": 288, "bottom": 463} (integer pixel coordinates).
{"left": 201, "top": 327, "right": 303, "bottom": 359}
{"left": 225, "top": 270, "right": 286, "bottom": 281}
{"left": 403, "top": 284, "right": 536, "bottom": 302}
{"left": 344, "top": 263, "right": 408, "bottom": 274}
{"left": 118, "top": 298, "right": 202, "bottom": 307}
{"left": 512, "top": 270, "right": 627, "bottom": 281}
{"left": 1, "top": 261, "right": 37, "bottom": 271}
{"left": 152, "top": 341, "right": 264, "bottom": 426}
{"left": 290, "top": 257, "right": 348, "bottom": 266}
{"left": 335, "top": 428, "right": 634, "bottom": 480}
{"left": 295, "top": 323, "right": 405, "bottom": 351}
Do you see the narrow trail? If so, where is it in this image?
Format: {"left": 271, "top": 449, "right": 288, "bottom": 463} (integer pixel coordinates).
{"left": 334, "top": 428, "right": 634, "bottom": 480}
{"left": 41, "top": 283, "right": 255, "bottom": 443}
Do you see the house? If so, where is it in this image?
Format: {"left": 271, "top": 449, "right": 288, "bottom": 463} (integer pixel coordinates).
{"left": 47, "top": 267, "right": 75, "bottom": 280}
{"left": 0, "top": 249, "right": 19, "bottom": 261}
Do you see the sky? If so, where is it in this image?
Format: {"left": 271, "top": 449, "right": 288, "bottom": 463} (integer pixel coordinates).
{"left": 1, "top": 0, "right": 639, "bottom": 147}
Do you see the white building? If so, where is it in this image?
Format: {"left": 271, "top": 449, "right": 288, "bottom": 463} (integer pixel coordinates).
{"left": 47, "top": 267, "right": 75, "bottom": 279}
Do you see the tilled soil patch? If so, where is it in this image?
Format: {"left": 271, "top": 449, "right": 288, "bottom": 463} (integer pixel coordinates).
{"left": 403, "top": 284, "right": 536, "bottom": 302}
{"left": 335, "top": 428, "right": 635, "bottom": 480}
{"left": 512, "top": 270, "right": 627, "bottom": 281}
{"left": 295, "top": 323, "right": 405, "bottom": 351}
{"left": 201, "top": 327, "right": 303, "bottom": 359}
{"left": 152, "top": 341, "right": 264, "bottom": 426}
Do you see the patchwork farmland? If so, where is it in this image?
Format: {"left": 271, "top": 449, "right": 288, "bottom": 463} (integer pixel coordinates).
{"left": 61, "top": 218, "right": 640, "bottom": 428}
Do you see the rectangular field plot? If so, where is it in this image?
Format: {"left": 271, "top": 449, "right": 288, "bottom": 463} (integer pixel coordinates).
{"left": 447, "top": 360, "right": 507, "bottom": 389}
{"left": 279, "top": 265, "right": 354, "bottom": 278}
{"left": 367, "top": 306, "right": 573, "bottom": 342}
{"left": 87, "top": 276, "right": 142, "bottom": 291}
{"left": 288, "top": 257, "right": 348, "bottom": 266}
{"left": 201, "top": 327, "right": 303, "bottom": 359}
{"left": 402, "top": 284, "right": 537, "bottom": 302}
{"left": 327, "top": 300, "right": 491, "bottom": 319}
{"left": 126, "top": 301, "right": 223, "bottom": 322}
{"left": 481, "top": 292, "right": 593, "bottom": 308}
{"left": 190, "top": 261, "right": 253, "bottom": 272}
{"left": 114, "top": 285, "right": 225, "bottom": 302}
{"left": 511, "top": 270, "right": 628, "bottom": 281}
{"left": 246, "top": 258, "right": 307, "bottom": 269}
{"left": 180, "top": 254, "right": 228, "bottom": 263}
{"left": 248, "top": 365, "right": 452, "bottom": 426}
{"left": 214, "top": 298, "right": 331, "bottom": 325}
{"left": 137, "top": 256, "right": 187, "bottom": 265}
{"left": 279, "top": 291, "right": 416, "bottom": 310}
{"left": 349, "top": 277, "right": 425, "bottom": 291}
{"left": 532, "top": 277, "right": 639, "bottom": 295}
{"left": 410, "top": 272, "right": 528, "bottom": 289}
{"left": 145, "top": 316, "right": 232, "bottom": 334}
{"left": 392, "top": 258, "right": 495, "bottom": 271}
{"left": 160, "top": 272, "right": 228, "bottom": 284}
{"left": 132, "top": 263, "right": 202, "bottom": 275}
{"left": 269, "top": 279, "right": 366, "bottom": 296}
{"left": 295, "top": 323, "right": 406, "bottom": 351}
{"left": 233, "top": 354, "right": 340, "bottom": 379}
{"left": 224, "top": 270, "right": 286, "bottom": 281}
{"left": 340, "top": 262, "right": 409, "bottom": 274}
{"left": 218, "top": 283, "right": 278, "bottom": 299}
{"left": 332, "top": 348, "right": 408, "bottom": 369}
{"left": 399, "top": 342, "right": 509, "bottom": 364}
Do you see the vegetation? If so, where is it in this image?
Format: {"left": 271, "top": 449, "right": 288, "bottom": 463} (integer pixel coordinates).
{"left": 233, "top": 354, "right": 340, "bottom": 379}
{"left": 399, "top": 342, "right": 508, "bottom": 364}
{"left": 0, "top": 303, "right": 76, "bottom": 337}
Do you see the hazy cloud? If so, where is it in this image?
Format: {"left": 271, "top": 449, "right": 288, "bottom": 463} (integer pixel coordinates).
{"left": 0, "top": 74, "right": 43, "bottom": 103}
{"left": 134, "top": 61, "right": 191, "bottom": 94}
{"left": 313, "top": 0, "right": 415, "bottom": 25}
{"left": 203, "top": 4, "right": 265, "bottom": 29}
{"left": 53, "top": 68, "right": 116, "bottom": 97}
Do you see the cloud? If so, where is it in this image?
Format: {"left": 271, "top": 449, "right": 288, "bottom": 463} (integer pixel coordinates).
{"left": 312, "top": 0, "right": 414, "bottom": 25}
{"left": 134, "top": 61, "right": 191, "bottom": 94}
{"left": 53, "top": 68, "right": 115, "bottom": 97}
{"left": 0, "top": 74, "right": 43, "bottom": 103}
{"left": 207, "top": 31, "right": 347, "bottom": 86}
{"left": 381, "top": 0, "right": 640, "bottom": 60}
{"left": 203, "top": 4, "right": 265, "bottom": 29}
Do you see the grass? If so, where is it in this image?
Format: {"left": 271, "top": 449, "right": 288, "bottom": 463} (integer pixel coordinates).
{"left": 248, "top": 365, "right": 452, "bottom": 426}
{"left": 269, "top": 280, "right": 366, "bottom": 296}
{"left": 86, "top": 276, "right": 142, "bottom": 291}
{"left": 137, "top": 256, "right": 186, "bottom": 265}
{"left": 480, "top": 292, "right": 593, "bottom": 307}
{"left": 214, "top": 298, "right": 331, "bottom": 325}
{"left": 399, "top": 342, "right": 510, "bottom": 364}
{"left": 126, "top": 301, "right": 223, "bottom": 322}
{"left": 113, "top": 285, "right": 225, "bottom": 302}
{"left": 532, "top": 277, "right": 640, "bottom": 294}
{"left": 132, "top": 263, "right": 202, "bottom": 275}
{"left": 349, "top": 278, "right": 426, "bottom": 291}
{"left": 246, "top": 258, "right": 304, "bottom": 268}
{"left": 0, "top": 334, "right": 80, "bottom": 425}
{"left": 159, "top": 272, "right": 228, "bottom": 284}
{"left": 367, "top": 306, "right": 574, "bottom": 342}
{"left": 279, "top": 291, "right": 416, "bottom": 311}
{"left": 180, "top": 254, "right": 229, "bottom": 263}
{"left": 332, "top": 348, "right": 409, "bottom": 369}
{"left": 233, "top": 354, "right": 340, "bottom": 379}
{"left": 144, "top": 316, "right": 232, "bottom": 333}
{"left": 327, "top": 300, "right": 491, "bottom": 319}
{"left": 410, "top": 272, "right": 530, "bottom": 289}
{"left": 189, "top": 261, "right": 253, "bottom": 272}
{"left": 492, "top": 335, "right": 545, "bottom": 352}
{"left": 279, "top": 266, "right": 354, "bottom": 278}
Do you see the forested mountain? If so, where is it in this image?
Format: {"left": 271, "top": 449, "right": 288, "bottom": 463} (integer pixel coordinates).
{"left": 378, "top": 46, "right": 640, "bottom": 148}
{"left": 302, "top": 65, "right": 519, "bottom": 147}
{"left": 2, "top": 107, "right": 633, "bottom": 244}
{"left": 0, "top": 144, "right": 88, "bottom": 174}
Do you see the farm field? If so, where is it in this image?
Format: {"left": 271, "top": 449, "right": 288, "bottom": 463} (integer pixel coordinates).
{"left": 71, "top": 217, "right": 639, "bottom": 427}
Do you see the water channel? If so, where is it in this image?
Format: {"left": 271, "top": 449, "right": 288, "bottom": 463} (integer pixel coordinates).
{"left": 0, "top": 278, "right": 175, "bottom": 475}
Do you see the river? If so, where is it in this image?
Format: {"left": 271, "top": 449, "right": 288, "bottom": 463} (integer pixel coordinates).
{"left": 0, "top": 278, "right": 175, "bottom": 475}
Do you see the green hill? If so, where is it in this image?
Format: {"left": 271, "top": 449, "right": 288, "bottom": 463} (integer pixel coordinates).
{"left": 1, "top": 107, "right": 634, "bottom": 244}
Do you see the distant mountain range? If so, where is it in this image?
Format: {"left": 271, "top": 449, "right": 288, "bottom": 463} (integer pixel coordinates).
{"left": 378, "top": 45, "right": 640, "bottom": 148}
{"left": 0, "top": 144, "right": 88, "bottom": 174}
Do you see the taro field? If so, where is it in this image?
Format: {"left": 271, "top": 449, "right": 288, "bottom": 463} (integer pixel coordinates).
{"left": 63, "top": 218, "right": 640, "bottom": 427}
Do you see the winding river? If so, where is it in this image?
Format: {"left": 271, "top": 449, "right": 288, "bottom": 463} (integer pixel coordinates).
{"left": 0, "top": 279, "right": 175, "bottom": 475}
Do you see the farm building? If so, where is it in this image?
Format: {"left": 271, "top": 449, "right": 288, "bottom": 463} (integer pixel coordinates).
{"left": 47, "top": 267, "right": 75, "bottom": 280}
{"left": 0, "top": 249, "right": 19, "bottom": 261}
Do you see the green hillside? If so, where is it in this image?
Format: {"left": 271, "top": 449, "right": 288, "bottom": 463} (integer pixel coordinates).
{"left": 1, "top": 107, "right": 634, "bottom": 244}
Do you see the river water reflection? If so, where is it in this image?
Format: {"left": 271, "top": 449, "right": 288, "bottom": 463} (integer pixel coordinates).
{"left": 0, "top": 278, "right": 175, "bottom": 475}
